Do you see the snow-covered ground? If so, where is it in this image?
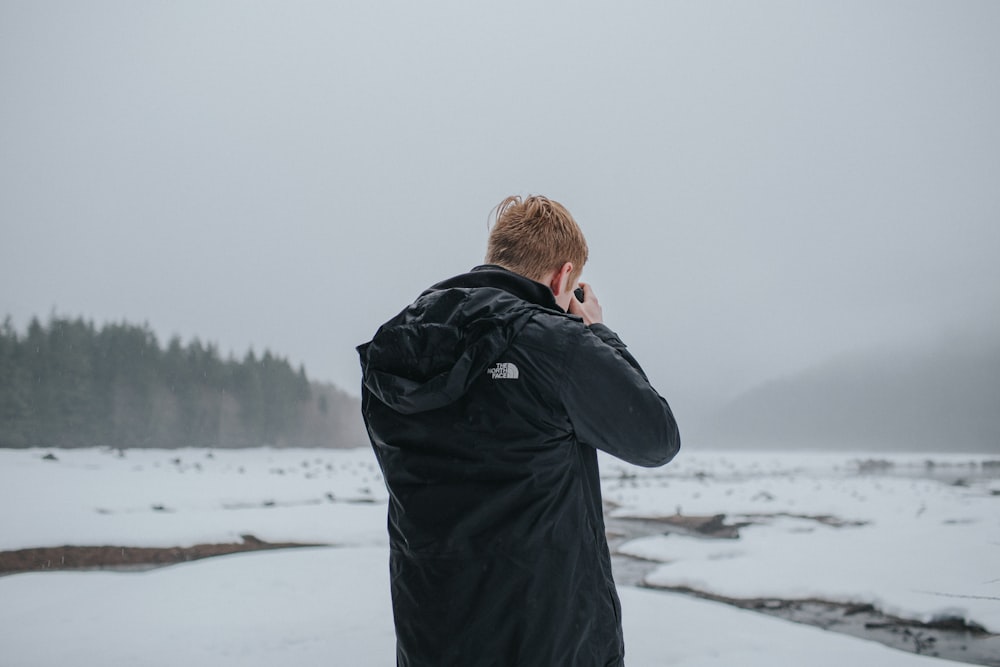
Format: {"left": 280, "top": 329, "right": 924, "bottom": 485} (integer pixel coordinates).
{"left": 1, "top": 446, "right": 997, "bottom": 666}
{"left": 601, "top": 451, "right": 1000, "bottom": 635}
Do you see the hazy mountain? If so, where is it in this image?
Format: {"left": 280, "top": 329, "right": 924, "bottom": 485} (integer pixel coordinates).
{"left": 697, "top": 330, "right": 1000, "bottom": 452}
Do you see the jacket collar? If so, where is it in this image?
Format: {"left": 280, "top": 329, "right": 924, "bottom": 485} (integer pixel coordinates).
{"left": 425, "top": 264, "right": 562, "bottom": 311}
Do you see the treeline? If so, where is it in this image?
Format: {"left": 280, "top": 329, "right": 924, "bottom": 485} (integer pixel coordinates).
{"left": 0, "top": 315, "right": 365, "bottom": 449}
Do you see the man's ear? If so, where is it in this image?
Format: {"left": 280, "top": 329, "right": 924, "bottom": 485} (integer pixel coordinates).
{"left": 548, "top": 262, "right": 574, "bottom": 296}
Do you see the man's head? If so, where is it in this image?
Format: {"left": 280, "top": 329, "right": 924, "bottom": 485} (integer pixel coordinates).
{"left": 485, "top": 195, "right": 588, "bottom": 309}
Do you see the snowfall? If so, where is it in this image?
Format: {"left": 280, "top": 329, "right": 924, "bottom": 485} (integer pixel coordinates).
{"left": 1, "top": 446, "right": 997, "bottom": 666}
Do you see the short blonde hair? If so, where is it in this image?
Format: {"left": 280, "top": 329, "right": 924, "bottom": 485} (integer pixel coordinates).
{"left": 485, "top": 195, "right": 589, "bottom": 284}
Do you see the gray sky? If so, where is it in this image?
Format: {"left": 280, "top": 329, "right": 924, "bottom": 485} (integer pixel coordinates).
{"left": 3, "top": 1, "right": 999, "bottom": 430}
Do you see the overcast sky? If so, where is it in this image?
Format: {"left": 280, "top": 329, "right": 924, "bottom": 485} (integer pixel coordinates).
{"left": 2, "top": 1, "right": 999, "bottom": 429}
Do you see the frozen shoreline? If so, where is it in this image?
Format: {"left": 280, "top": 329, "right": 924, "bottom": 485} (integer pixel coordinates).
{"left": 0, "top": 546, "right": 979, "bottom": 667}
{"left": 1, "top": 446, "right": 997, "bottom": 665}
{"left": 599, "top": 449, "right": 1000, "bottom": 635}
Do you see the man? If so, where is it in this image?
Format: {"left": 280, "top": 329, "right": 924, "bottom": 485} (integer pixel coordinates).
{"left": 357, "top": 195, "right": 680, "bottom": 667}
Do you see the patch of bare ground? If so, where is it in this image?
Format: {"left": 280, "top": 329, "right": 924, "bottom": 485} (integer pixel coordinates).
{"left": 0, "top": 534, "right": 327, "bottom": 575}
{"left": 608, "top": 512, "right": 869, "bottom": 542}
{"left": 738, "top": 512, "right": 870, "bottom": 528}
{"left": 607, "top": 513, "right": 750, "bottom": 539}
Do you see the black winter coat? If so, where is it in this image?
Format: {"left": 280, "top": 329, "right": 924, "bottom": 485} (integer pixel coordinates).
{"left": 358, "top": 265, "right": 680, "bottom": 667}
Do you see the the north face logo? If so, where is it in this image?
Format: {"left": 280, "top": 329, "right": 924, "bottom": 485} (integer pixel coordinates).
{"left": 486, "top": 362, "right": 519, "bottom": 380}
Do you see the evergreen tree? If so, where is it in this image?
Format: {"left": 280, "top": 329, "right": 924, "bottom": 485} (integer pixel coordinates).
{"left": 0, "top": 314, "right": 353, "bottom": 449}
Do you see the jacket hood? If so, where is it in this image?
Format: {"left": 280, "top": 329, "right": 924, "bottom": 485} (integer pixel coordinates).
{"left": 357, "top": 266, "right": 561, "bottom": 414}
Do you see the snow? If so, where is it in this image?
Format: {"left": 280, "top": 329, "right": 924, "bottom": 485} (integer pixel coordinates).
{"left": 0, "top": 447, "right": 388, "bottom": 550}
{"left": 600, "top": 451, "right": 1000, "bottom": 634}
{"left": 0, "top": 547, "right": 396, "bottom": 667}
{"left": 1, "top": 446, "right": 996, "bottom": 665}
{"left": 0, "top": 548, "right": 971, "bottom": 667}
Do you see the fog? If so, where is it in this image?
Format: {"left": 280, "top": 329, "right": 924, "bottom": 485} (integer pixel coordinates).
{"left": 2, "top": 1, "right": 999, "bottom": 436}
{"left": 705, "top": 330, "right": 1000, "bottom": 451}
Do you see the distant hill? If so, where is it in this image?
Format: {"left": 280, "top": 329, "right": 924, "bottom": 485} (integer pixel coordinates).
{"left": 699, "top": 330, "right": 1000, "bottom": 452}
{"left": 0, "top": 315, "right": 367, "bottom": 449}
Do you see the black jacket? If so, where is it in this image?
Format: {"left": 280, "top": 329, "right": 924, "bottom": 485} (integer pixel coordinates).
{"left": 358, "top": 265, "right": 680, "bottom": 667}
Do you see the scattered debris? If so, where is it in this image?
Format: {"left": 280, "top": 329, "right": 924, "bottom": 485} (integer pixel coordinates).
{"left": 855, "top": 458, "right": 894, "bottom": 473}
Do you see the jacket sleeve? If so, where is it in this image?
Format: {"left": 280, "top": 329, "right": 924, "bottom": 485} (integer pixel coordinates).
{"left": 560, "top": 323, "right": 680, "bottom": 467}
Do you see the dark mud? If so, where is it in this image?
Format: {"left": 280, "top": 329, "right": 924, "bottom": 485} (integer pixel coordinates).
{"left": 606, "top": 515, "right": 1000, "bottom": 667}
{"left": 0, "top": 534, "right": 325, "bottom": 575}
